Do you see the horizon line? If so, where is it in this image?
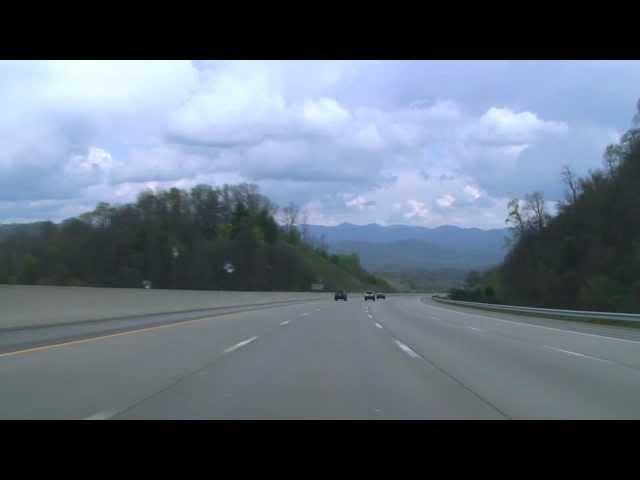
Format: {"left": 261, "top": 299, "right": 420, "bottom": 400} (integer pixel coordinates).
{"left": 299, "top": 222, "right": 508, "bottom": 231}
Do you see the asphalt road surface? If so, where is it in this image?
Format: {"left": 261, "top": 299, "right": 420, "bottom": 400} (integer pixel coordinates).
{"left": 2, "top": 294, "right": 640, "bottom": 419}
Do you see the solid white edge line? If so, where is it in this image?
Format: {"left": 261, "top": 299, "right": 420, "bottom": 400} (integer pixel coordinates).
{"left": 426, "top": 302, "right": 640, "bottom": 344}
{"left": 430, "top": 299, "right": 619, "bottom": 364}
{"left": 223, "top": 336, "right": 258, "bottom": 354}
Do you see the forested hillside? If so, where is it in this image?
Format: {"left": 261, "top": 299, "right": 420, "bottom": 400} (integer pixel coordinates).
{"left": 0, "top": 183, "right": 392, "bottom": 292}
{"left": 451, "top": 101, "right": 640, "bottom": 312}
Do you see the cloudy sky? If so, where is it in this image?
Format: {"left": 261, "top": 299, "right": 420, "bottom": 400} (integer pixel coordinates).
{"left": 1, "top": 60, "right": 639, "bottom": 228}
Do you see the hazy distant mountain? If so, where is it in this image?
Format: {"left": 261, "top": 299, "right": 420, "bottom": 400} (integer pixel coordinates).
{"left": 303, "top": 223, "right": 510, "bottom": 272}
{"left": 331, "top": 239, "right": 504, "bottom": 272}
{"left": 304, "top": 223, "right": 509, "bottom": 249}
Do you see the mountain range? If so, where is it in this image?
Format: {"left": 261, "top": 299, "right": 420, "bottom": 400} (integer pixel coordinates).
{"left": 302, "top": 223, "right": 511, "bottom": 272}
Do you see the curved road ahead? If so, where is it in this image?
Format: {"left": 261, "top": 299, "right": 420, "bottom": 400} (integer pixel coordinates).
{"left": 2, "top": 294, "right": 640, "bottom": 419}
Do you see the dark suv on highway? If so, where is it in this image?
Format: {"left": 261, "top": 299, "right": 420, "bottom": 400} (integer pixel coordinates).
{"left": 376, "top": 293, "right": 386, "bottom": 300}
{"left": 364, "top": 291, "right": 376, "bottom": 301}
{"left": 334, "top": 290, "right": 348, "bottom": 301}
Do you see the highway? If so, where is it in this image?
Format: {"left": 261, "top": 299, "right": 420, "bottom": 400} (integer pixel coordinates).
{"left": 2, "top": 294, "right": 640, "bottom": 419}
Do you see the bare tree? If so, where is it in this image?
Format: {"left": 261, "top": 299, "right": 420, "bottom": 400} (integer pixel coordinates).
{"left": 300, "top": 208, "right": 310, "bottom": 243}
{"left": 603, "top": 144, "right": 623, "bottom": 178}
{"left": 524, "top": 192, "right": 549, "bottom": 232}
{"left": 560, "top": 165, "right": 580, "bottom": 205}
{"left": 281, "top": 202, "right": 299, "bottom": 235}
{"left": 633, "top": 98, "right": 640, "bottom": 127}
{"left": 507, "top": 192, "right": 550, "bottom": 239}
{"left": 506, "top": 198, "right": 526, "bottom": 241}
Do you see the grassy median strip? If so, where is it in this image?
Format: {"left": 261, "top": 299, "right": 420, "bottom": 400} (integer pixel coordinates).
{"left": 431, "top": 296, "right": 640, "bottom": 330}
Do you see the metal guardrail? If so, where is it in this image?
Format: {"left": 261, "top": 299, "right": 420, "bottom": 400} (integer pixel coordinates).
{"left": 432, "top": 296, "right": 640, "bottom": 323}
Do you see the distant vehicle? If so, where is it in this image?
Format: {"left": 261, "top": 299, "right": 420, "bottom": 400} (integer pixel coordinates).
{"left": 364, "top": 291, "right": 376, "bottom": 301}
{"left": 334, "top": 290, "right": 348, "bottom": 301}
{"left": 376, "top": 293, "right": 386, "bottom": 299}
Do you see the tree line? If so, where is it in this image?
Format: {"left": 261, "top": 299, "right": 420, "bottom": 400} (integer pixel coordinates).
{"left": 0, "top": 183, "right": 392, "bottom": 292}
{"left": 450, "top": 99, "right": 640, "bottom": 312}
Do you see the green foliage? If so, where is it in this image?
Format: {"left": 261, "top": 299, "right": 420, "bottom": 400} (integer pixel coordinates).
{"left": 0, "top": 182, "right": 390, "bottom": 292}
{"left": 448, "top": 267, "right": 502, "bottom": 303}
{"left": 493, "top": 104, "right": 640, "bottom": 312}
{"left": 484, "top": 286, "right": 496, "bottom": 300}
{"left": 300, "top": 247, "right": 395, "bottom": 292}
{"left": 21, "top": 254, "right": 39, "bottom": 285}
{"left": 286, "top": 227, "right": 302, "bottom": 246}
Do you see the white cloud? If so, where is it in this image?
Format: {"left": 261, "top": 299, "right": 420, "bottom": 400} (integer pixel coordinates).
{"left": 299, "top": 170, "right": 509, "bottom": 228}
{"left": 464, "top": 185, "right": 481, "bottom": 200}
{"left": 410, "top": 99, "right": 463, "bottom": 121}
{"left": 353, "top": 124, "right": 386, "bottom": 151}
{"left": 2, "top": 60, "right": 639, "bottom": 228}
{"left": 471, "top": 107, "right": 568, "bottom": 145}
{"left": 42, "top": 61, "right": 197, "bottom": 114}
{"left": 167, "top": 63, "right": 290, "bottom": 146}
{"left": 345, "top": 195, "right": 376, "bottom": 210}
{"left": 64, "top": 147, "right": 122, "bottom": 176}
{"left": 301, "top": 97, "right": 352, "bottom": 133}
{"left": 436, "top": 194, "right": 456, "bottom": 208}
{"left": 404, "top": 199, "right": 430, "bottom": 220}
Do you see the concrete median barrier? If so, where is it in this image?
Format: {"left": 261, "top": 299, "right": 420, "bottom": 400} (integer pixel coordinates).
{"left": 0, "top": 285, "right": 328, "bottom": 330}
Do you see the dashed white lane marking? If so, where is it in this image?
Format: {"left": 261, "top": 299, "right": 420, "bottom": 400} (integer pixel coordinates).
{"left": 223, "top": 336, "right": 258, "bottom": 354}
{"left": 467, "top": 326, "right": 484, "bottom": 332}
{"left": 426, "top": 302, "right": 640, "bottom": 344}
{"left": 367, "top": 314, "right": 373, "bottom": 319}
{"left": 84, "top": 410, "right": 118, "bottom": 420}
{"left": 280, "top": 320, "right": 291, "bottom": 326}
{"left": 375, "top": 323, "right": 383, "bottom": 329}
{"left": 393, "top": 339, "right": 422, "bottom": 359}
{"left": 543, "top": 345, "right": 614, "bottom": 363}
{"left": 300, "top": 312, "right": 310, "bottom": 317}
